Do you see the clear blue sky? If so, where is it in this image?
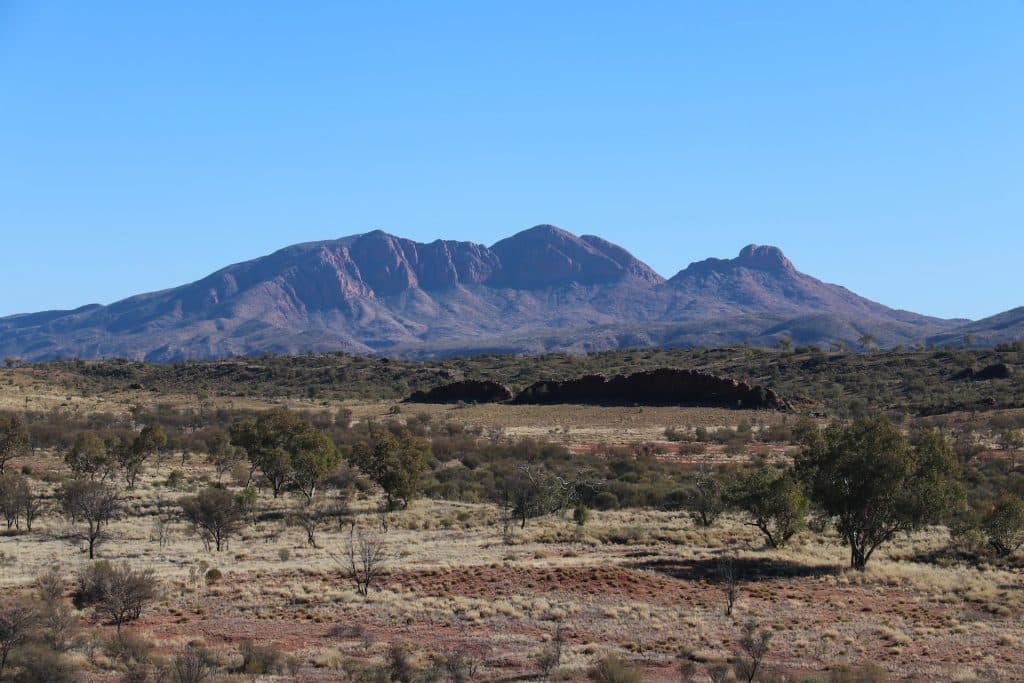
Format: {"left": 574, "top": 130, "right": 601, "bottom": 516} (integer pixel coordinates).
{"left": 1, "top": 2, "right": 1021, "bottom": 320}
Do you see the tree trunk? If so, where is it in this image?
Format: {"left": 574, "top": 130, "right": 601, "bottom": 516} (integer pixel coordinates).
{"left": 850, "top": 543, "right": 867, "bottom": 570}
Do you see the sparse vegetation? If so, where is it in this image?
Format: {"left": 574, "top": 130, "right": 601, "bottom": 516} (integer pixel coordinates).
{"left": 343, "top": 527, "right": 387, "bottom": 597}
{"left": 180, "top": 487, "right": 242, "bottom": 552}
{"left": 59, "top": 479, "right": 120, "bottom": 559}
{"left": 0, "top": 347, "right": 1023, "bottom": 680}
{"left": 74, "top": 560, "right": 158, "bottom": 632}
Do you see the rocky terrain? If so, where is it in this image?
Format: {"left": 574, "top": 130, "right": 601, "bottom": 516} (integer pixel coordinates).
{"left": 0, "top": 225, "right": 975, "bottom": 362}
{"left": 513, "top": 369, "right": 788, "bottom": 410}
{"left": 407, "top": 379, "right": 514, "bottom": 404}
{"left": 406, "top": 369, "right": 786, "bottom": 409}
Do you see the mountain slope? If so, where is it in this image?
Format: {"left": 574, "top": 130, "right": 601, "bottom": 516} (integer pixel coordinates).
{"left": 927, "top": 307, "right": 1024, "bottom": 348}
{"left": 666, "top": 244, "right": 938, "bottom": 324}
{"left": 0, "top": 226, "right": 968, "bottom": 361}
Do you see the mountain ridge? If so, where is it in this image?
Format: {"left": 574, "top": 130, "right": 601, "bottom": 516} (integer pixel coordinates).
{"left": 0, "top": 225, "right": 982, "bottom": 362}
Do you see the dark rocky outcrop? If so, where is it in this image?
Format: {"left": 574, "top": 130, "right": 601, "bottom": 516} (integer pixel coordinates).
{"left": 953, "top": 363, "right": 1014, "bottom": 381}
{"left": 976, "top": 363, "right": 1013, "bottom": 380}
{"left": 512, "top": 368, "right": 787, "bottom": 410}
{"left": 407, "top": 380, "right": 513, "bottom": 404}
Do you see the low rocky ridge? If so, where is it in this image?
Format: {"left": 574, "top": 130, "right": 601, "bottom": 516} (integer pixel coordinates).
{"left": 406, "top": 380, "right": 513, "bottom": 404}
{"left": 951, "top": 363, "right": 1014, "bottom": 381}
{"left": 407, "top": 368, "right": 786, "bottom": 409}
{"left": 512, "top": 368, "right": 787, "bottom": 409}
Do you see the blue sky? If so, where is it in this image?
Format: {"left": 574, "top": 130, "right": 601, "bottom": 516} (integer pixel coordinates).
{"left": 1, "top": 2, "right": 1021, "bottom": 320}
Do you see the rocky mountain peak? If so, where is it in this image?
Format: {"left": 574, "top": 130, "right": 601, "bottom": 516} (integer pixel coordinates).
{"left": 735, "top": 244, "right": 794, "bottom": 271}
{"left": 488, "top": 224, "right": 661, "bottom": 288}
{"left": 0, "top": 225, "right": 966, "bottom": 362}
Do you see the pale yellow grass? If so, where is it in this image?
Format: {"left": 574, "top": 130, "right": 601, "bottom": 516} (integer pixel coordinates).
{"left": 0, "top": 398, "right": 1020, "bottom": 679}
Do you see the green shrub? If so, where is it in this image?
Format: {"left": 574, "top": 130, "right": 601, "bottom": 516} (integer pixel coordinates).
{"left": 983, "top": 495, "right": 1024, "bottom": 556}
{"left": 573, "top": 505, "right": 591, "bottom": 527}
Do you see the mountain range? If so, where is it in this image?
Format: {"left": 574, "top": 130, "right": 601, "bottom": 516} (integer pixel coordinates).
{"left": 0, "top": 225, "right": 1013, "bottom": 362}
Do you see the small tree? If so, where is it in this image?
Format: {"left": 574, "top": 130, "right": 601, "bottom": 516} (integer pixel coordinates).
{"left": 0, "top": 414, "right": 29, "bottom": 474}
{"left": 117, "top": 423, "right": 167, "bottom": 487}
{"left": 170, "top": 644, "right": 219, "bottom": 683}
{"left": 181, "top": 487, "right": 242, "bottom": 552}
{"left": 288, "top": 498, "right": 334, "bottom": 548}
{"left": 386, "top": 642, "right": 417, "bottom": 683}
{"left": 230, "top": 409, "right": 339, "bottom": 498}
{"left": 60, "top": 480, "right": 120, "bottom": 558}
{"left": 495, "top": 461, "right": 599, "bottom": 531}
{"left": 34, "top": 568, "right": 78, "bottom": 653}
{"left": 204, "top": 430, "right": 243, "bottom": 483}
{"left": 65, "top": 431, "right": 113, "bottom": 481}
{"left": 345, "top": 527, "right": 387, "bottom": 596}
{"left": 689, "top": 472, "right": 726, "bottom": 528}
{"left": 735, "top": 621, "right": 773, "bottom": 683}
{"left": 857, "top": 333, "right": 876, "bottom": 351}
{"left": 136, "top": 423, "right": 169, "bottom": 470}
{"left": 443, "top": 647, "right": 483, "bottom": 683}
{"left": 258, "top": 448, "right": 294, "bottom": 498}
{"left": 75, "top": 560, "right": 158, "bottom": 632}
{"left": 20, "top": 478, "right": 43, "bottom": 531}
{"left": 289, "top": 428, "right": 341, "bottom": 501}
{"left": 536, "top": 623, "right": 567, "bottom": 679}
{"left": 729, "top": 467, "right": 809, "bottom": 548}
{"left": 983, "top": 496, "right": 1024, "bottom": 557}
{"left": 351, "top": 428, "right": 429, "bottom": 510}
{"left": 0, "top": 473, "right": 30, "bottom": 530}
{"left": 717, "top": 555, "right": 739, "bottom": 616}
{"left": 0, "top": 600, "right": 42, "bottom": 677}
{"left": 797, "top": 419, "right": 963, "bottom": 569}
{"left": 230, "top": 410, "right": 300, "bottom": 494}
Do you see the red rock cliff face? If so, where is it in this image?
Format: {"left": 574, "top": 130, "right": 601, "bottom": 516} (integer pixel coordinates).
{"left": 345, "top": 231, "right": 500, "bottom": 293}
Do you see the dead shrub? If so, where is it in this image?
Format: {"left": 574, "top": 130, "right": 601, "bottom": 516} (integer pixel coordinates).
{"left": 587, "top": 654, "right": 642, "bottom": 683}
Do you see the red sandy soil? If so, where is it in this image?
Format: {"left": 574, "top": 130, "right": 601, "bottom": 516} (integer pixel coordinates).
{"left": 128, "top": 558, "right": 1020, "bottom": 681}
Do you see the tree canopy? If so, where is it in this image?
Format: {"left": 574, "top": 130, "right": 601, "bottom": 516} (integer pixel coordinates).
{"left": 230, "top": 408, "right": 340, "bottom": 498}
{"left": 351, "top": 427, "right": 429, "bottom": 510}
{"left": 0, "top": 415, "right": 30, "bottom": 474}
{"left": 797, "top": 417, "right": 963, "bottom": 569}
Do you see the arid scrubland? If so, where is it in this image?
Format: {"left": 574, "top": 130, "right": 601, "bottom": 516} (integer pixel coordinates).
{"left": 1, "top": 358, "right": 1023, "bottom": 682}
